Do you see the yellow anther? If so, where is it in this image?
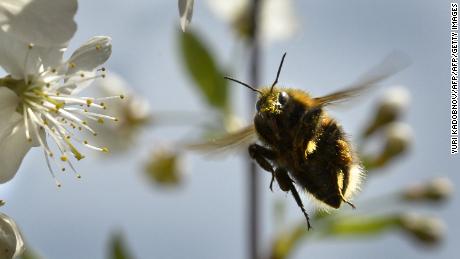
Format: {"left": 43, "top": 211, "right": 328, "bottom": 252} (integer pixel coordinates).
{"left": 60, "top": 156, "right": 68, "bottom": 162}
{"left": 83, "top": 140, "right": 88, "bottom": 144}
{"left": 101, "top": 147, "right": 109, "bottom": 153}
{"left": 120, "top": 94, "right": 125, "bottom": 99}
{"left": 86, "top": 99, "right": 93, "bottom": 106}
{"left": 28, "top": 43, "right": 34, "bottom": 49}
{"left": 97, "top": 118, "right": 104, "bottom": 124}
{"left": 96, "top": 44, "right": 102, "bottom": 50}
{"left": 68, "top": 62, "right": 76, "bottom": 68}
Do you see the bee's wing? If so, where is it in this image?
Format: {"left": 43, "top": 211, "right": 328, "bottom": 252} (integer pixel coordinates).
{"left": 185, "top": 125, "right": 257, "bottom": 153}
{"left": 314, "top": 52, "right": 411, "bottom": 106}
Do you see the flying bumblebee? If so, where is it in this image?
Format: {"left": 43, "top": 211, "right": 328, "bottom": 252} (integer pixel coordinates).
{"left": 189, "top": 53, "right": 408, "bottom": 229}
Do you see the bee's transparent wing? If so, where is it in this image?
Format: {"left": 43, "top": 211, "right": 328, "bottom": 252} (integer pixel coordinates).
{"left": 314, "top": 52, "right": 411, "bottom": 106}
{"left": 185, "top": 125, "right": 257, "bottom": 153}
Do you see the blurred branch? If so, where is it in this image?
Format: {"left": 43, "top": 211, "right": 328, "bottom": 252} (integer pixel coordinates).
{"left": 248, "top": 0, "right": 262, "bottom": 259}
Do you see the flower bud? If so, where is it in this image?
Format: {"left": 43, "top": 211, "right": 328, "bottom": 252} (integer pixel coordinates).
{"left": 363, "top": 87, "right": 410, "bottom": 137}
{"left": 402, "top": 177, "right": 453, "bottom": 203}
{"left": 145, "top": 149, "right": 184, "bottom": 186}
{"left": 399, "top": 213, "right": 444, "bottom": 246}
{"left": 0, "top": 213, "right": 24, "bottom": 258}
{"left": 373, "top": 122, "right": 413, "bottom": 167}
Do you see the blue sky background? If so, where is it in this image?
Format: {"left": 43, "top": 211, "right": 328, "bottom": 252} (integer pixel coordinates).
{"left": 1, "top": 0, "right": 459, "bottom": 258}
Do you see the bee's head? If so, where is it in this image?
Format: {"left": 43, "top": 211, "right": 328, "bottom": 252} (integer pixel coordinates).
{"left": 224, "top": 52, "right": 290, "bottom": 116}
{"left": 255, "top": 87, "right": 290, "bottom": 115}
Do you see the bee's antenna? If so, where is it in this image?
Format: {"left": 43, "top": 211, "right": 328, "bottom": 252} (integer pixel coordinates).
{"left": 270, "top": 52, "right": 287, "bottom": 92}
{"left": 224, "top": 76, "right": 262, "bottom": 94}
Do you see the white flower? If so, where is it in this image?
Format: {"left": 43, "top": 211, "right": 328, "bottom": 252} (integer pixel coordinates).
{"left": 206, "top": 0, "right": 298, "bottom": 43}
{"left": 0, "top": 0, "right": 121, "bottom": 185}
{"left": 178, "top": 0, "right": 194, "bottom": 32}
{"left": 0, "top": 0, "right": 77, "bottom": 46}
{"left": 0, "top": 213, "right": 24, "bottom": 258}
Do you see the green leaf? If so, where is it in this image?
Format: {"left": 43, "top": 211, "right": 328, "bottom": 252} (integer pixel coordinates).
{"left": 108, "top": 232, "right": 134, "bottom": 259}
{"left": 180, "top": 30, "right": 228, "bottom": 112}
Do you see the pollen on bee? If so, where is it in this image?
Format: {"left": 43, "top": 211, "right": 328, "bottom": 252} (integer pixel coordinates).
{"left": 304, "top": 140, "right": 317, "bottom": 158}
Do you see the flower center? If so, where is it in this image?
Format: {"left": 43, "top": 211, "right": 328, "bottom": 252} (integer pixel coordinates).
{"left": 0, "top": 70, "right": 124, "bottom": 186}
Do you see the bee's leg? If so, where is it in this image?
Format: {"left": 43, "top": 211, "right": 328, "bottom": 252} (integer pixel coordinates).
{"left": 275, "top": 168, "right": 312, "bottom": 230}
{"left": 340, "top": 195, "right": 356, "bottom": 209}
{"left": 248, "top": 144, "right": 277, "bottom": 191}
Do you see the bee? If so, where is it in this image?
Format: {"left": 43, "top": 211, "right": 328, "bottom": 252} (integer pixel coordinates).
{"left": 189, "top": 53, "right": 408, "bottom": 229}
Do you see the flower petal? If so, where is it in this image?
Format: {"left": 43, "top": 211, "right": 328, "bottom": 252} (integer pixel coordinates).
{"left": 205, "top": 0, "right": 247, "bottom": 22}
{"left": 178, "top": 0, "right": 194, "bottom": 32}
{"left": 66, "top": 36, "right": 112, "bottom": 75}
{"left": 0, "top": 120, "right": 34, "bottom": 183}
{"left": 0, "top": 31, "right": 64, "bottom": 78}
{"left": 0, "top": 0, "right": 30, "bottom": 25}
{"left": 0, "top": 213, "right": 25, "bottom": 258}
{"left": 261, "top": 0, "right": 298, "bottom": 42}
{"left": 1, "top": 0, "right": 77, "bottom": 47}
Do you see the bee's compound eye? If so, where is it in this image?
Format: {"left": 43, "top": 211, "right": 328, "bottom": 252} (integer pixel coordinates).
{"left": 256, "top": 99, "right": 262, "bottom": 111}
{"left": 278, "top": 92, "right": 289, "bottom": 106}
